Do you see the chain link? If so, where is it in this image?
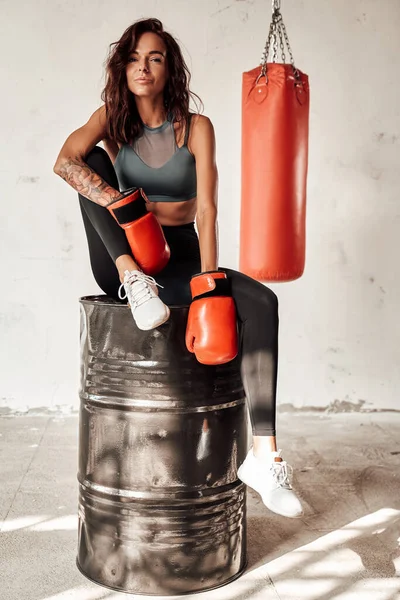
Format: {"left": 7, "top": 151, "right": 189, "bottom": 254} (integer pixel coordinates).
{"left": 280, "top": 20, "right": 299, "bottom": 77}
{"left": 259, "top": 1, "right": 299, "bottom": 80}
{"left": 278, "top": 21, "right": 286, "bottom": 64}
{"left": 260, "top": 19, "right": 275, "bottom": 76}
{"left": 272, "top": 20, "right": 278, "bottom": 62}
{"left": 272, "top": 0, "right": 281, "bottom": 12}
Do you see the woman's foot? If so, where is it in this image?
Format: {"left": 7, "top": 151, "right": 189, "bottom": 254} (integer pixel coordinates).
{"left": 118, "top": 269, "right": 170, "bottom": 330}
{"left": 237, "top": 447, "right": 303, "bottom": 518}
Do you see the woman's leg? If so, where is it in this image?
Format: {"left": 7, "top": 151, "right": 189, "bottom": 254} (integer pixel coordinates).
{"left": 222, "top": 268, "right": 278, "bottom": 443}
{"left": 79, "top": 199, "right": 125, "bottom": 299}
{"left": 156, "top": 223, "right": 201, "bottom": 306}
{"left": 78, "top": 147, "right": 169, "bottom": 329}
{"left": 79, "top": 147, "right": 139, "bottom": 281}
{"left": 223, "top": 267, "right": 302, "bottom": 518}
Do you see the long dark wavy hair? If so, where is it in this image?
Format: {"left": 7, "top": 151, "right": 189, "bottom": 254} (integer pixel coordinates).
{"left": 101, "top": 18, "right": 203, "bottom": 145}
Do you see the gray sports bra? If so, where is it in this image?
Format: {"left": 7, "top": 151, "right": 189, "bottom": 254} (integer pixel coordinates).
{"left": 114, "top": 113, "right": 197, "bottom": 202}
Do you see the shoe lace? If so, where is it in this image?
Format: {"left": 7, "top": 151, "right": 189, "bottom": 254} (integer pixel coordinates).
{"left": 118, "top": 271, "right": 163, "bottom": 308}
{"left": 270, "top": 460, "right": 293, "bottom": 488}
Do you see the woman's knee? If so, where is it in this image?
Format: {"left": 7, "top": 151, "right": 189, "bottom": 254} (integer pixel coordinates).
{"left": 84, "top": 146, "right": 119, "bottom": 189}
{"left": 223, "top": 267, "right": 279, "bottom": 310}
{"left": 259, "top": 284, "right": 278, "bottom": 310}
{"left": 85, "top": 145, "right": 111, "bottom": 169}
{"left": 250, "top": 283, "right": 279, "bottom": 317}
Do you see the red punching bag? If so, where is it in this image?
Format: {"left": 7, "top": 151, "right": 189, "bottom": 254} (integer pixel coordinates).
{"left": 240, "top": 1, "right": 310, "bottom": 282}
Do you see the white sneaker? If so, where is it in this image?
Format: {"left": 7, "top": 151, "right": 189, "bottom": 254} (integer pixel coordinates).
{"left": 118, "top": 270, "right": 170, "bottom": 331}
{"left": 237, "top": 447, "right": 303, "bottom": 518}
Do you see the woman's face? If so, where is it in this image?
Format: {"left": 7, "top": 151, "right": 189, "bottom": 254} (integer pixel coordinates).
{"left": 126, "top": 32, "right": 168, "bottom": 100}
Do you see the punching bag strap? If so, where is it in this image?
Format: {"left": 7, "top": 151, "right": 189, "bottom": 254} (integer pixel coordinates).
{"left": 257, "top": 0, "right": 300, "bottom": 85}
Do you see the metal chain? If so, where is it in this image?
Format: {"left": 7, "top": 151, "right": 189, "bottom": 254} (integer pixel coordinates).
{"left": 272, "top": 19, "right": 279, "bottom": 62}
{"left": 272, "top": 0, "right": 282, "bottom": 63}
{"left": 280, "top": 20, "right": 299, "bottom": 77}
{"left": 272, "top": 0, "right": 281, "bottom": 12}
{"left": 278, "top": 21, "right": 286, "bottom": 64}
{"left": 260, "top": 19, "right": 275, "bottom": 76}
{"left": 259, "top": 0, "right": 299, "bottom": 79}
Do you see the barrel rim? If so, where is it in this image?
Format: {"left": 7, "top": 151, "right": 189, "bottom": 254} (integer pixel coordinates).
{"left": 79, "top": 294, "right": 189, "bottom": 310}
{"left": 76, "top": 555, "right": 248, "bottom": 596}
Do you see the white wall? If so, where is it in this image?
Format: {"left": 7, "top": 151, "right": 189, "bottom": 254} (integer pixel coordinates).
{"left": 1, "top": 0, "right": 399, "bottom": 413}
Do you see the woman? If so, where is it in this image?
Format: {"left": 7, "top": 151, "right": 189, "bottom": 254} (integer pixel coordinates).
{"left": 53, "top": 17, "right": 302, "bottom": 519}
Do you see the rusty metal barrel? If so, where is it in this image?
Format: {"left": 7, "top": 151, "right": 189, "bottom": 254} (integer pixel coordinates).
{"left": 77, "top": 295, "right": 248, "bottom": 595}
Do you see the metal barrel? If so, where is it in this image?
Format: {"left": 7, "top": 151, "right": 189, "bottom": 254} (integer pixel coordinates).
{"left": 77, "top": 296, "right": 248, "bottom": 596}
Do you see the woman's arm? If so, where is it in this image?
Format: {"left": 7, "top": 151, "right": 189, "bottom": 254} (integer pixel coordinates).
{"left": 191, "top": 115, "right": 219, "bottom": 272}
{"left": 53, "top": 105, "right": 122, "bottom": 207}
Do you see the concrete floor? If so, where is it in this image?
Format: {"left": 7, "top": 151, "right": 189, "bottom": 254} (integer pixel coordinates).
{"left": 1, "top": 412, "right": 400, "bottom": 600}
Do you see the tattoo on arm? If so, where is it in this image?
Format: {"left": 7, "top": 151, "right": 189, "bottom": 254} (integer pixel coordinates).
{"left": 57, "top": 156, "right": 123, "bottom": 207}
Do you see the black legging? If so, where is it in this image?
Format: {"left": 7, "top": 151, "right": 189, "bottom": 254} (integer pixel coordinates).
{"left": 79, "top": 146, "right": 279, "bottom": 436}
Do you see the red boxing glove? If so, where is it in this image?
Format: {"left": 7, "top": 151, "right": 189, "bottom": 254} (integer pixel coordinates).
{"left": 185, "top": 271, "right": 238, "bottom": 365}
{"left": 107, "top": 187, "right": 170, "bottom": 275}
